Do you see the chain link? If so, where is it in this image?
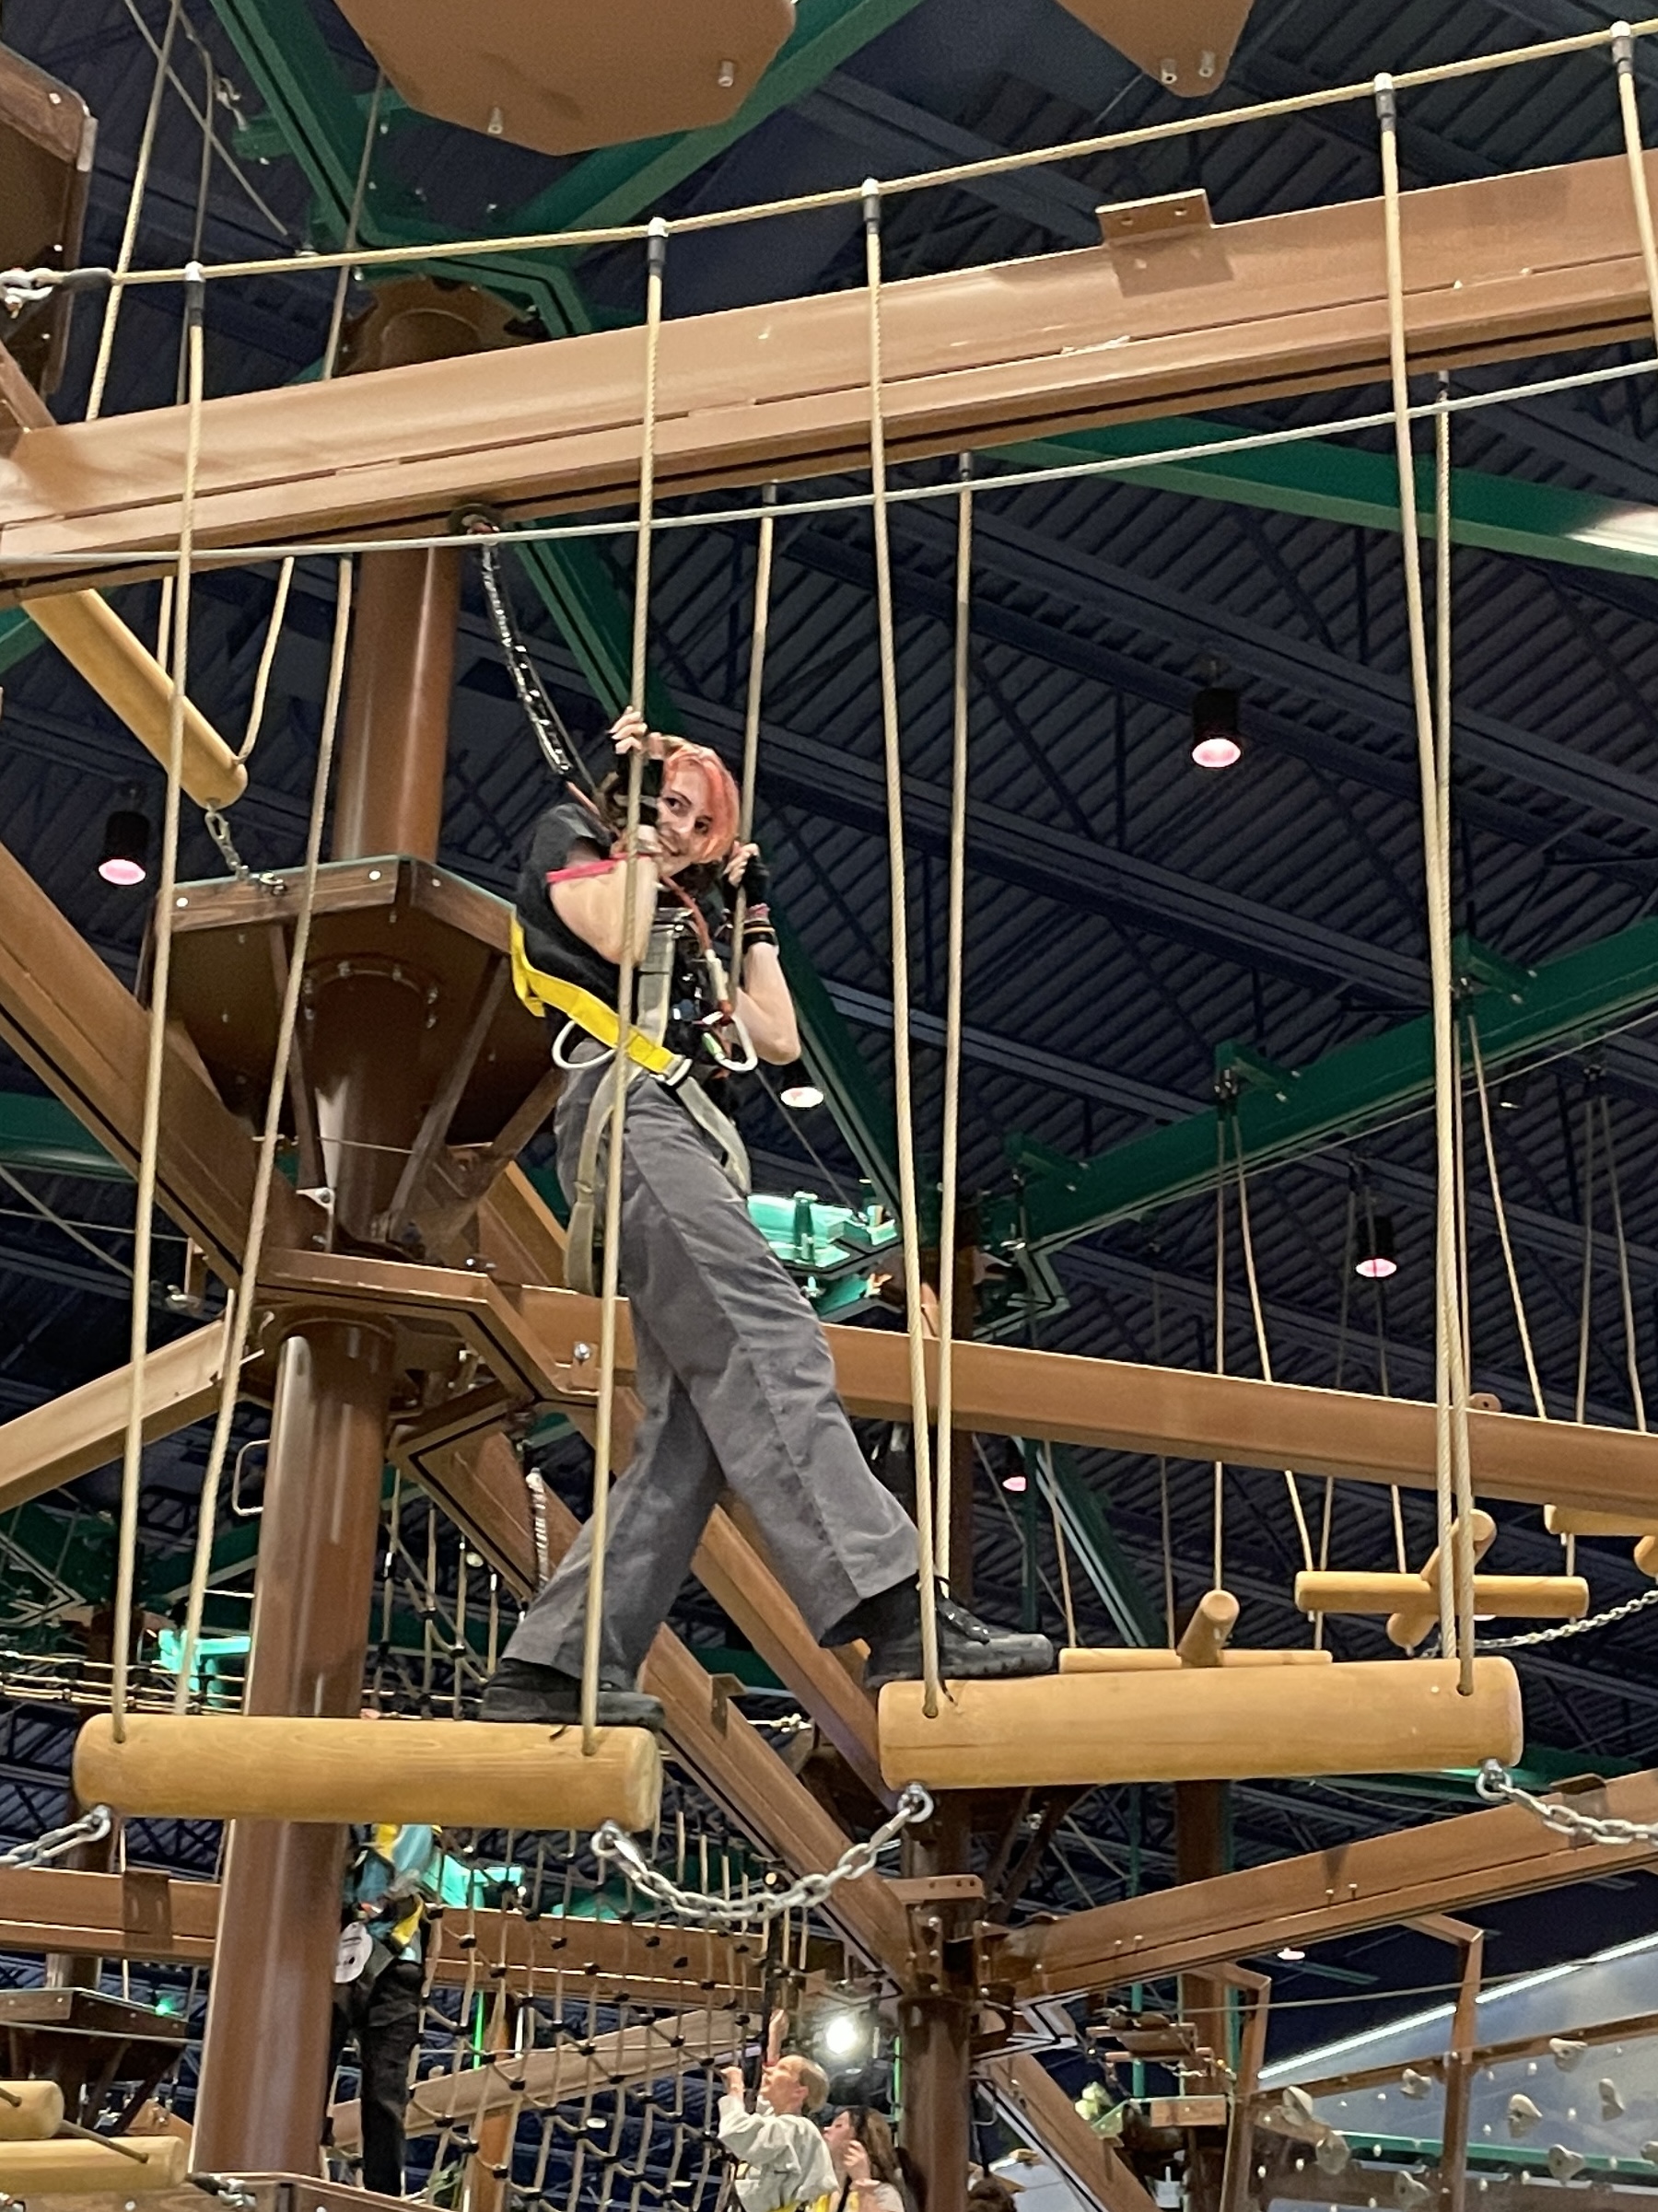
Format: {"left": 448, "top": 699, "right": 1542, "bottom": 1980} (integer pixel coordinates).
{"left": 593, "top": 1782, "right": 934, "bottom": 1928}
{"left": 1477, "top": 1761, "right": 1658, "bottom": 1845}
{"left": 1474, "top": 1586, "right": 1658, "bottom": 1650}
{"left": 0, "top": 1804, "right": 113, "bottom": 1869}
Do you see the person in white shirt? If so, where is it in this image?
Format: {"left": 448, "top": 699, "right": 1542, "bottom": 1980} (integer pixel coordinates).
{"left": 718, "top": 2045, "right": 836, "bottom": 2212}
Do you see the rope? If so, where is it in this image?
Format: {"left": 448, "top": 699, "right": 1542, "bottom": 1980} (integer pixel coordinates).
{"left": 1230, "top": 1116, "right": 1315, "bottom": 1574}
{"left": 1599, "top": 1095, "right": 1648, "bottom": 1432}
{"left": 1212, "top": 1111, "right": 1228, "bottom": 1595}
{"left": 85, "top": 0, "right": 183, "bottom": 421}
{"left": 581, "top": 217, "right": 668, "bottom": 1754}
{"left": 593, "top": 1783, "right": 933, "bottom": 1928}
{"left": 111, "top": 265, "right": 206, "bottom": 1740}
{"left": 1376, "top": 76, "right": 1474, "bottom": 1691}
{"left": 1465, "top": 1017, "right": 1547, "bottom": 1420}
{"left": 1042, "top": 1444, "right": 1080, "bottom": 1650}
{"left": 863, "top": 180, "right": 942, "bottom": 1719}
{"left": 60, "top": 14, "right": 1658, "bottom": 291}
{"left": 730, "top": 483, "right": 776, "bottom": 981}
{"left": 1576, "top": 1090, "right": 1597, "bottom": 1426}
{"left": 169, "top": 557, "right": 354, "bottom": 1711}
{"left": 933, "top": 454, "right": 973, "bottom": 1592}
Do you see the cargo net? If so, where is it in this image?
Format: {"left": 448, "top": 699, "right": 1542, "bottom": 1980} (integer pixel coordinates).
{"left": 324, "top": 1786, "right": 875, "bottom": 2209}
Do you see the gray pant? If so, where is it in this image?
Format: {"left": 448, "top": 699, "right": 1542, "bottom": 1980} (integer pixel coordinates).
{"left": 506, "top": 1061, "right": 917, "bottom": 1682}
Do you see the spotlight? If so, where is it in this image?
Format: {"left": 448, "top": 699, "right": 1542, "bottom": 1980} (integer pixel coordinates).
{"left": 1277, "top": 1946, "right": 1305, "bottom": 1962}
{"left": 1002, "top": 1471, "right": 1028, "bottom": 1494}
{"left": 780, "top": 1082, "right": 824, "bottom": 1112}
{"left": 98, "top": 804, "right": 150, "bottom": 887}
{"left": 822, "top": 2009, "right": 866, "bottom": 2063}
{"left": 1354, "top": 1211, "right": 1397, "bottom": 1281}
{"left": 1191, "top": 685, "right": 1242, "bottom": 771}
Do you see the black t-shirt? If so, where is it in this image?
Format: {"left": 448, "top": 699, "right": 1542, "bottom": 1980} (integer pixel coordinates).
{"left": 514, "top": 800, "right": 733, "bottom": 1064}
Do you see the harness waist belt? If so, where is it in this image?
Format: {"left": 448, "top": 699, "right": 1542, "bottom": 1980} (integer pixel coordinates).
{"left": 510, "top": 915, "right": 689, "bottom": 1081}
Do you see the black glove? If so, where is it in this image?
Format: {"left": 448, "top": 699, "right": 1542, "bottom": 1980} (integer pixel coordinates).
{"left": 720, "top": 847, "right": 772, "bottom": 914}
{"left": 598, "top": 750, "right": 664, "bottom": 832}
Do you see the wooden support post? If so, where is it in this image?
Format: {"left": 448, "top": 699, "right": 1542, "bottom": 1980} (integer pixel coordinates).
{"left": 1215, "top": 1967, "right": 1272, "bottom": 2212}
{"left": 1407, "top": 1915, "right": 1484, "bottom": 2212}
{"left": 898, "top": 1803, "right": 975, "bottom": 2212}
{"left": 1176, "top": 1779, "right": 1232, "bottom": 2117}
{"left": 193, "top": 297, "right": 473, "bottom": 2171}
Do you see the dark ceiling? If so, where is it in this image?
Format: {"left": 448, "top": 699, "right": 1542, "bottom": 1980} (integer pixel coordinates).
{"left": 4, "top": 0, "right": 1658, "bottom": 2060}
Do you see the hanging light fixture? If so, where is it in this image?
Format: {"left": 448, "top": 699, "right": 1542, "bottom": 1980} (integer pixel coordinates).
{"left": 778, "top": 1066, "right": 824, "bottom": 1111}
{"left": 1190, "top": 684, "right": 1242, "bottom": 770}
{"left": 98, "top": 797, "right": 150, "bottom": 886}
{"left": 1355, "top": 1209, "right": 1397, "bottom": 1281}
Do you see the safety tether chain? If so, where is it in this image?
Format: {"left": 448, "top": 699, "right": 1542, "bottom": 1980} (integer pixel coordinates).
{"left": 594, "top": 1784, "right": 934, "bottom": 1928}
{"left": 0, "top": 1806, "right": 114, "bottom": 1870}
{"left": 1477, "top": 1760, "right": 1658, "bottom": 1843}
{"left": 1377, "top": 75, "right": 1476, "bottom": 1689}
{"left": 111, "top": 265, "right": 206, "bottom": 1740}
{"left": 1470, "top": 1586, "right": 1658, "bottom": 1650}
{"left": 477, "top": 536, "right": 591, "bottom": 790}
{"left": 863, "top": 181, "right": 943, "bottom": 1717}
{"left": 581, "top": 216, "right": 669, "bottom": 1754}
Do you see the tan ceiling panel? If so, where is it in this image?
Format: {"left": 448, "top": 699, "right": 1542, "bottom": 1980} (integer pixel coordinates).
{"left": 333, "top": 0, "right": 796, "bottom": 157}
{"left": 1055, "top": 0, "right": 1258, "bottom": 96}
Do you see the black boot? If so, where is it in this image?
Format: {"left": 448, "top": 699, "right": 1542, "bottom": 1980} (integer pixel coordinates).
{"left": 478, "top": 1658, "right": 665, "bottom": 1732}
{"left": 848, "top": 1579, "right": 1055, "bottom": 1693}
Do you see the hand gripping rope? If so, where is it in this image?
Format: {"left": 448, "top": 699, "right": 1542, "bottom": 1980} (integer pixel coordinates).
{"left": 592, "top": 1784, "right": 934, "bottom": 1929}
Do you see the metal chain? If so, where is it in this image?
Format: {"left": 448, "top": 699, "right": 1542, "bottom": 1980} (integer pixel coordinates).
{"left": 0, "top": 1804, "right": 113, "bottom": 1869}
{"left": 1471, "top": 1585, "right": 1658, "bottom": 1649}
{"left": 1477, "top": 1761, "right": 1658, "bottom": 1845}
{"left": 475, "top": 538, "right": 593, "bottom": 791}
{"left": 593, "top": 1782, "right": 934, "bottom": 1927}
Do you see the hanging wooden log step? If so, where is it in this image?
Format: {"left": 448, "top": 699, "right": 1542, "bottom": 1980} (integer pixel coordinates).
{"left": 876, "top": 1659, "right": 1524, "bottom": 1791}
{"left": 74, "top": 1715, "right": 661, "bottom": 1833}
{"left": 0, "top": 2136, "right": 189, "bottom": 2193}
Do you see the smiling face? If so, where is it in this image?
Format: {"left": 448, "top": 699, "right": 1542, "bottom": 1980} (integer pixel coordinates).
{"left": 822, "top": 2112, "right": 854, "bottom": 2153}
{"left": 653, "top": 747, "right": 739, "bottom": 873}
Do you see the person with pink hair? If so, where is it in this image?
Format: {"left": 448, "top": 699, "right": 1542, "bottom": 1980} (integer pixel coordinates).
{"left": 484, "top": 710, "right": 1052, "bottom": 1731}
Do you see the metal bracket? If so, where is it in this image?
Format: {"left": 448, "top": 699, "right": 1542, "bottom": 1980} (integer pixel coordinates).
{"left": 1097, "top": 189, "right": 1213, "bottom": 248}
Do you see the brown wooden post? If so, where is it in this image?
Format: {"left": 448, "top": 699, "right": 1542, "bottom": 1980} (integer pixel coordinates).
{"left": 1407, "top": 1915, "right": 1484, "bottom": 2212}
{"left": 1176, "top": 1780, "right": 1232, "bottom": 2212}
{"left": 190, "top": 281, "right": 490, "bottom": 2176}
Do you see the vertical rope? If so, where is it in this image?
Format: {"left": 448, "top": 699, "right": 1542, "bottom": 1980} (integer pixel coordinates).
{"left": 86, "top": 0, "right": 184, "bottom": 422}
{"left": 1436, "top": 372, "right": 1477, "bottom": 1685}
{"left": 1599, "top": 1096, "right": 1648, "bottom": 1432}
{"left": 1230, "top": 1118, "right": 1315, "bottom": 1572}
{"left": 582, "top": 216, "right": 669, "bottom": 1753}
{"left": 171, "top": 556, "right": 354, "bottom": 1710}
{"left": 1466, "top": 1018, "right": 1547, "bottom": 1419}
{"left": 933, "top": 454, "right": 973, "bottom": 1592}
{"left": 863, "top": 181, "right": 942, "bottom": 1717}
{"left": 1576, "top": 1092, "right": 1597, "bottom": 1426}
{"left": 111, "top": 265, "right": 206, "bottom": 1739}
{"left": 731, "top": 483, "right": 776, "bottom": 980}
{"left": 1042, "top": 1446, "right": 1079, "bottom": 1650}
{"left": 1212, "top": 1108, "right": 1228, "bottom": 1595}
{"left": 1376, "top": 76, "right": 1467, "bottom": 1682}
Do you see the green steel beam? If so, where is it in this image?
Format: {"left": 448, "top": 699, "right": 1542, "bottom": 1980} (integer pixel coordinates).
{"left": 497, "top": 0, "right": 933, "bottom": 237}
{"left": 986, "top": 919, "right": 1658, "bottom": 1254}
{"left": 0, "top": 1093, "right": 124, "bottom": 1178}
{"left": 1001, "top": 420, "right": 1658, "bottom": 585}
{"left": 1027, "top": 1441, "right": 1162, "bottom": 1647}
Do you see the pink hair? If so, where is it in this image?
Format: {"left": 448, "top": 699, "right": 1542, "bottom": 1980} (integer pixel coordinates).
{"left": 663, "top": 744, "right": 741, "bottom": 865}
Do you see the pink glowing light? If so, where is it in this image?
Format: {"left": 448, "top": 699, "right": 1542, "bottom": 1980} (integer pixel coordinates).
{"left": 98, "top": 857, "right": 147, "bottom": 887}
{"left": 1191, "top": 735, "right": 1243, "bottom": 771}
{"left": 1354, "top": 1254, "right": 1398, "bottom": 1280}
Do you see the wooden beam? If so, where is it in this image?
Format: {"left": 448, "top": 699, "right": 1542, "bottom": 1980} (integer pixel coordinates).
{"left": 980, "top": 2051, "right": 1160, "bottom": 2212}
{"left": 7, "top": 146, "right": 1658, "bottom": 593}
{"left": 0, "top": 1325, "right": 224, "bottom": 1510}
{"left": 0, "top": 836, "right": 318, "bottom": 1278}
{"left": 0, "top": 1866, "right": 757, "bottom": 2003}
{"left": 998, "top": 1768, "right": 1658, "bottom": 2000}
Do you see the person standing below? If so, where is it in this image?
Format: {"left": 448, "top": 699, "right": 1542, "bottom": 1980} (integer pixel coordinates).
{"left": 718, "top": 2035, "right": 836, "bottom": 2212}
{"left": 327, "top": 1822, "right": 439, "bottom": 2197}
{"left": 482, "top": 710, "right": 1053, "bottom": 1729}
{"left": 822, "top": 2108, "right": 908, "bottom": 2212}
